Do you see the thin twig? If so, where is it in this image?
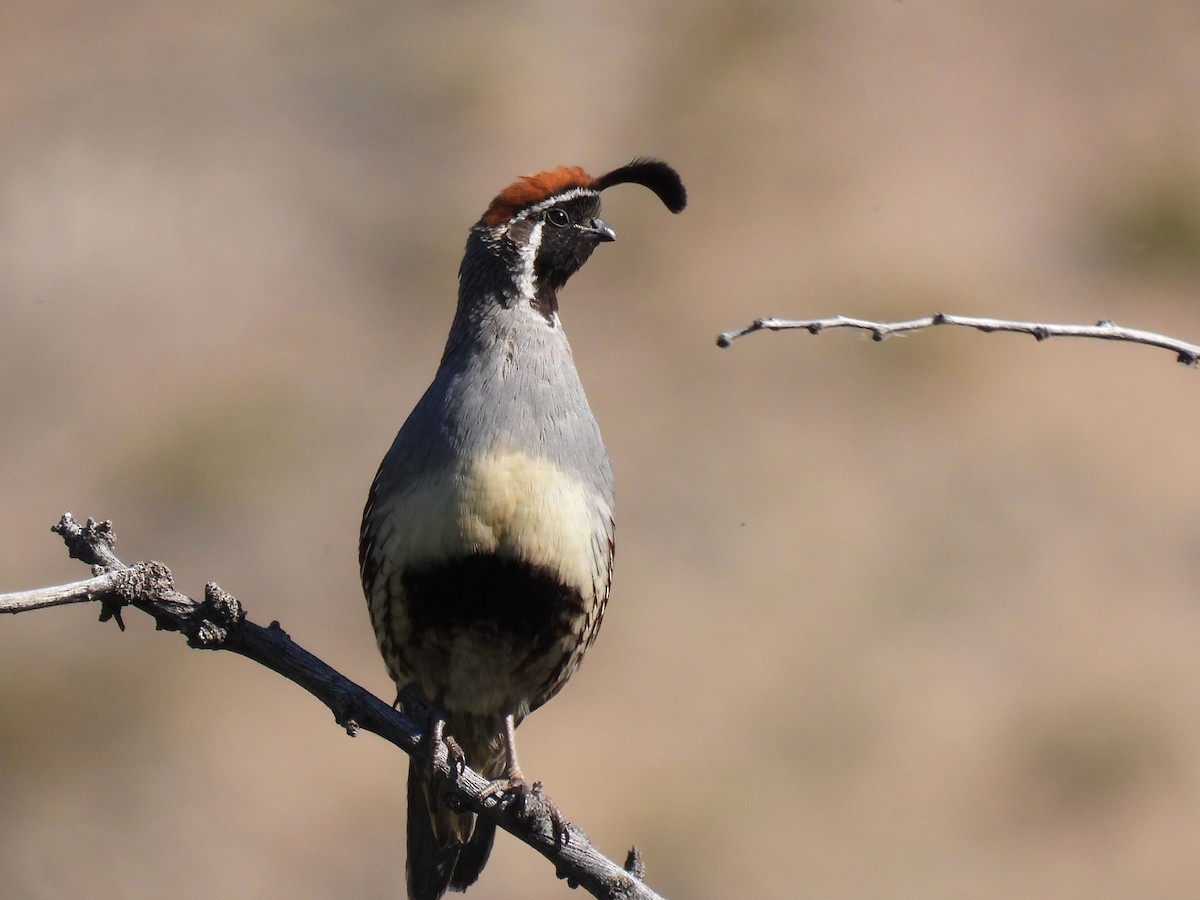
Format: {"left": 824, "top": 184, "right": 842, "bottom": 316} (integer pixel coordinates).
{"left": 0, "top": 571, "right": 123, "bottom": 614}
{"left": 0, "top": 513, "right": 663, "bottom": 900}
{"left": 716, "top": 313, "right": 1200, "bottom": 367}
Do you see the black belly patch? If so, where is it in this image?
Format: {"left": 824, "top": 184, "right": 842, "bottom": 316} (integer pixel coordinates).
{"left": 402, "top": 554, "right": 586, "bottom": 641}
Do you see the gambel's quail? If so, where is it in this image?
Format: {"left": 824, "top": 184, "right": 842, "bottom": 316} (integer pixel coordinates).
{"left": 359, "top": 159, "right": 686, "bottom": 899}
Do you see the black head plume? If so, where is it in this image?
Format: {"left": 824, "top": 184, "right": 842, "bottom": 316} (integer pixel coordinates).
{"left": 591, "top": 158, "right": 687, "bottom": 213}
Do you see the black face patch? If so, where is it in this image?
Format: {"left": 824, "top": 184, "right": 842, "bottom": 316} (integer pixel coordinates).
{"left": 530, "top": 195, "right": 605, "bottom": 291}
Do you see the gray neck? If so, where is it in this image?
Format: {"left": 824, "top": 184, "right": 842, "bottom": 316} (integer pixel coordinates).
{"left": 402, "top": 230, "right": 611, "bottom": 488}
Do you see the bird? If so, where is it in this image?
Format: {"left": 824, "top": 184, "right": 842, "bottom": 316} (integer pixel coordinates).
{"left": 358, "top": 159, "right": 686, "bottom": 899}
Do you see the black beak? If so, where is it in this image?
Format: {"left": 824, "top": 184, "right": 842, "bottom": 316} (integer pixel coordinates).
{"left": 582, "top": 218, "right": 616, "bottom": 243}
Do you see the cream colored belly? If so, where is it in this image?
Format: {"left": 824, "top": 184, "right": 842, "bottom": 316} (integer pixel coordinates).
{"left": 378, "top": 447, "right": 610, "bottom": 599}
{"left": 368, "top": 448, "right": 610, "bottom": 710}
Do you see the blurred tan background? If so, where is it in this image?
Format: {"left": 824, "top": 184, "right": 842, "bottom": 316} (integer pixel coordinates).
{"left": 4, "top": 2, "right": 1200, "bottom": 898}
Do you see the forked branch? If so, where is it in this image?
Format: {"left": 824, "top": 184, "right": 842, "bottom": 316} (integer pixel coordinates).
{"left": 0, "top": 513, "right": 664, "bottom": 900}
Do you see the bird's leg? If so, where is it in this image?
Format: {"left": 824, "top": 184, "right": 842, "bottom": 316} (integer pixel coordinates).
{"left": 428, "top": 716, "right": 448, "bottom": 771}
{"left": 499, "top": 713, "right": 527, "bottom": 787}
{"left": 480, "top": 715, "right": 571, "bottom": 844}
{"left": 479, "top": 714, "right": 527, "bottom": 796}
{"left": 397, "top": 683, "right": 464, "bottom": 774}
{"left": 443, "top": 733, "right": 466, "bottom": 776}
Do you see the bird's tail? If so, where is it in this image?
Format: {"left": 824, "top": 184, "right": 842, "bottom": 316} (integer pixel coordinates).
{"left": 405, "top": 758, "right": 496, "bottom": 899}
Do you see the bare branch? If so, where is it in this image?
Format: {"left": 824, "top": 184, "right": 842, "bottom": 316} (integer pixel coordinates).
{"left": 0, "top": 513, "right": 665, "bottom": 900}
{"left": 716, "top": 313, "right": 1200, "bottom": 367}
{"left": 0, "top": 571, "right": 123, "bottom": 614}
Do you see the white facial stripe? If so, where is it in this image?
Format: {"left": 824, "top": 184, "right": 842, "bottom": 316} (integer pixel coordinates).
{"left": 517, "top": 187, "right": 600, "bottom": 217}
{"left": 514, "top": 219, "right": 543, "bottom": 300}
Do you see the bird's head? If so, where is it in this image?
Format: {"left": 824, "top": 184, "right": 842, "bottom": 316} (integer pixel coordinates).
{"left": 461, "top": 159, "right": 686, "bottom": 320}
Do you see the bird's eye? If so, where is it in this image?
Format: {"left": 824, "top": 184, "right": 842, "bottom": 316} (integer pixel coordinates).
{"left": 545, "top": 208, "right": 570, "bottom": 227}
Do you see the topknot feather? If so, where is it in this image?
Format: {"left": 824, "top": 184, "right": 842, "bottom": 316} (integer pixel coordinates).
{"left": 480, "top": 159, "right": 686, "bottom": 226}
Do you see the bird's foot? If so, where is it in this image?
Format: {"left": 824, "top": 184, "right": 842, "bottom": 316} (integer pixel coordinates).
{"left": 425, "top": 717, "right": 470, "bottom": 780}
{"left": 479, "top": 770, "right": 529, "bottom": 803}
{"left": 481, "top": 775, "right": 571, "bottom": 845}
{"left": 443, "top": 734, "right": 467, "bottom": 776}
{"left": 395, "top": 685, "right": 463, "bottom": 776}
